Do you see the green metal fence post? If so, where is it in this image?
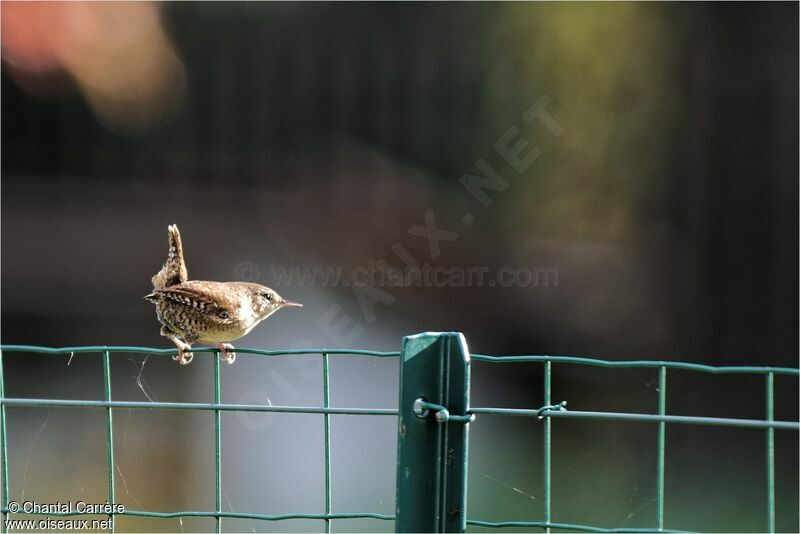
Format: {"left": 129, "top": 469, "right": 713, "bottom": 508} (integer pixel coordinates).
{"left": 323, "top": 353, "right": 332, "bottom": 534}
{"left": 656, "top": 367, "right": 666, "bottom": 531}
{"left": 0, "top": 351, "right": 8, "bottom": 534}
{"left": 543, "top": 361, "right": 552, "bottom": 534}
{"left": 766, "top": 373, "right": 775, "bottom": 534}
{"left": 102, "top": 351, "right": 116, "bottom": 533}
{"left": 395, "top": 332, "right": 471, "bottom": 533}
{"left": 214, "top": 354, "right": 222, "bottom": 534}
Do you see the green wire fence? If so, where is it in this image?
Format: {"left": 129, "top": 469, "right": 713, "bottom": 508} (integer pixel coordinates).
{"left": 0, "top": 332, "right": 798, "bottom": 533}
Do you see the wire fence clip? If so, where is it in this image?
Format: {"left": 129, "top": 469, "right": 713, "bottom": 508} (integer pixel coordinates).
{"left": 537, "top": 400, "right": 568, "bottom": 419}
{"left": 413, "top": 398, "right": 475, "bottom": 424}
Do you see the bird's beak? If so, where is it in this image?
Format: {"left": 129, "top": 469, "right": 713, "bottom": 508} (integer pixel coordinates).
{"left": 281, "top": 300, "right": 303, "bottom": 308}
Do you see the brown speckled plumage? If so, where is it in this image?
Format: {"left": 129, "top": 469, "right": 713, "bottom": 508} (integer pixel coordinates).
{"left": 145, "top": 225, "right": 301, "bottom": 365}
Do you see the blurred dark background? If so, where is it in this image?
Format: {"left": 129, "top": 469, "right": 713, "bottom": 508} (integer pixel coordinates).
{"left": 1, "top": 2, "right": 797, "bottom": 532}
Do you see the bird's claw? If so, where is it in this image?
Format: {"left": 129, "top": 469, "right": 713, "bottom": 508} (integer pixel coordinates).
{"left": 173, "top": 348, "right": 194, "bottom": 365}
{"left": 217, "top": 343, "right": 236, "bottom": 365}
{"left": 170, "top": 338, "right": 194, "bottom": 365}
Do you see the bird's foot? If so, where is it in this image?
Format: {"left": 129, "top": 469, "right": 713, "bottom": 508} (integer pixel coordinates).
{"left": 177, "top": 348, "right": 194, "bottom": 365}
{"left": 169, "top": 337, "right": 194, "bottom": 365}
{"left": 216, "top": 343, "right": 236, "bottom": 365}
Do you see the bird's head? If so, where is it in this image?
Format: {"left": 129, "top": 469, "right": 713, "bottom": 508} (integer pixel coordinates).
{"left": 245, "top": 283, "right": 302, "bottom": 320}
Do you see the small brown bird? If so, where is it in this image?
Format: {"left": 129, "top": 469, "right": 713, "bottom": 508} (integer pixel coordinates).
{"left": 145, "top": 225, "right": 301, "bottom": 365}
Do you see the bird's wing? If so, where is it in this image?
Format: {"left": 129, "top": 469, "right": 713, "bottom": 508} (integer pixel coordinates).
{"left": 153, "top": 283, "right": 236, "bottom": 323}
{"left": 151, "top": 224, "right": 188, "bottom": 289}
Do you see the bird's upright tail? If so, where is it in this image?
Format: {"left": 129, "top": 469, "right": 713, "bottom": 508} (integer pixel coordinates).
{"left": 151, "top": 224, "right": 188, "bottom": 289}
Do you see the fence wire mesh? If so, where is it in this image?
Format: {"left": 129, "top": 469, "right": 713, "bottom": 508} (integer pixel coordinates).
{"left": 0, "top": 340, "right": 797, "bottom": 533}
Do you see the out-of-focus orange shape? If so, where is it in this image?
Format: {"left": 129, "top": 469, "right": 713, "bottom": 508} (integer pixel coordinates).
{"left": 1, "top": 2, "right": 66, "bottom": 73}
{"left": 2, "top": 1, "right": 186, "bottom": 134}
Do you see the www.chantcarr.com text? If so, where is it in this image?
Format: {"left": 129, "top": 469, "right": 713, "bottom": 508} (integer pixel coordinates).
{"left": 244, "top": 263, "right": 559, "bottom": 288}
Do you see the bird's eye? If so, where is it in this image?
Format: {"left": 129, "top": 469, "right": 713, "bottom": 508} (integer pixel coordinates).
{"left": 261, "top": 292, "right": 272, "bottom": 301}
